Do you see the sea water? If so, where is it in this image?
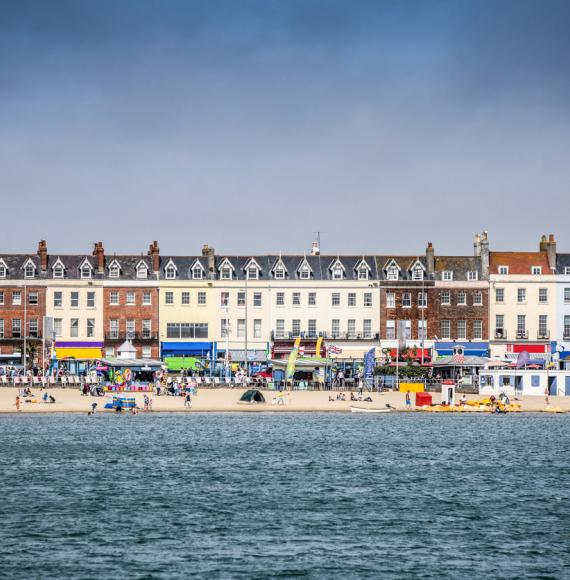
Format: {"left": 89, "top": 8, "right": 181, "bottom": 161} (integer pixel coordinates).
{"left": 0, "top": 413, "right": 569, "bottom": 579}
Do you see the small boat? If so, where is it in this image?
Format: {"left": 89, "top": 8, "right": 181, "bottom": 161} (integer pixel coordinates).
{"left": 350, "top": 406, "right": 391, "bottom": 414}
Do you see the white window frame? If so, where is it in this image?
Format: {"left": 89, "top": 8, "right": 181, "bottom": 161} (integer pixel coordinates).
{"left": 498, "top": 266, "right": 509, "bottom": 275}
{"left": 110, "top": 291, "right": 119, "bottom": 306}
{"left": 53, "top": 265, "right": 64, "bottom": 278}
{"left": 24, "top": 261, "right": 35, "bottom": 279}
{"left": 246, "top": 266, "right": 259, "bottom": 280}
{"left": 274, "top": 266, "right": 286, "bottom": 280}
{"left": 442, "top": 271, "right": 453, "bottom": 281}
{"left": 165, "top": 266, "right": 176, "bottom": 280}
{"left": 386, "top": 292, "right": 395, "bottom": 308}
{"left": 192, "top": 266, "right": 203, "bottom": 280}
{"left": 332, "top": 268, "right": 343, "bottom": 281}
{"left": 143, "top": 291, "right": 152, "bottom": 305}
{"left": 126, "top": 292, "right": 135, "bottom": 306}
{"left": 357, "top": 267, "right": 369, "bottom": 280}
{"left": 108, "top": 263, "right": 120, "bottom": 279}
{"left": 467, "top": 271, "right": 478, "bottom": 281}
{"left": 386, "top": 265, "right": 399, "bottom": 281}
{"left": 136, "top": 263, "right": 148, "bottom": 279}
{"left": 531, "top": 266, "right": 542, "bottom": 275}
{"left": 198, "top": 291, "right": 207, "bottom": 305}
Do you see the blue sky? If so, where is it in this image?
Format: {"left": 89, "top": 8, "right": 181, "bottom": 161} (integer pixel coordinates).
{"left": 1, "top": 0, "right": 569, "bottom": 255}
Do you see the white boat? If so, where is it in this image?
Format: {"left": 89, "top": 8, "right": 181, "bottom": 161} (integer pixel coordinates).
{"left": 350, "top": 406, "right": 391, "bottom": 414}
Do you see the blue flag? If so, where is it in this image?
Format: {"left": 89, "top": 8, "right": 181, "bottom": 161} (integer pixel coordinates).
{"left": 364, "top": 347, "right": 376, "bottom": 378}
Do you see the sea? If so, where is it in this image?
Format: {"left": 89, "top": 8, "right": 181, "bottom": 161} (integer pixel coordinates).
{"left": 0, "top": 413, "right": 569, "bottom": 579}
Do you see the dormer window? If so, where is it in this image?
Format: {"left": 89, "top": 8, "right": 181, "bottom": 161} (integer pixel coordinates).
{"left": 412, "top": 267, "right": 423, "bottom": 281}
{"left": 531, "top": 266, "right": 542, "bottom": 275}
{"left": 565, "top": 267, "right": 570, "bottom": 275}
{"left": 299, "top": 266, "right": 310, "bottom": 280}
{"left": 386, "top": 265, "right": 399, "bottom": 281}
{"left": 0, "top": 261, "right": 6, "bottom": 278}
{"left": 467, "top": 271, "right": 478, "bottom": 281}
{"left": 109, "top": 262, "right": 120, "bottom": 278}
{"left": 358, "top": 266, "right": 369, "bottom": 280}
{"left": 332, "top": 267, "right": 343, "bottom": 280}
{"left": 442, "top": 271, "right": 453, "bottom": 281}
{"left": 53, "top": 265, "right": 64, "bottom": 278}
{"left": 165, "top": 265, "right": 176, "bottom": 279}
{"left": 192, "top": 266, "right": 203, "bottom": 280}
{"left": 136, "top": 263, "right": 148, "bottom": 279}
{"left": 498, "top": 266, "right": 508, "bottom": 275}
{"left": 247, "top": 267, "right": 258, "bottom": 280}
{"left": 220, "top": 267, "right": 232, "bottom": 280}
{"left": 81, "top": 265, "right": 92, "bottom": 279}
{"left": 24, "top": 261, "right": 35, "bottom": 279}
{"left": 274, "top": 266, "right": 285, "bottom": 279}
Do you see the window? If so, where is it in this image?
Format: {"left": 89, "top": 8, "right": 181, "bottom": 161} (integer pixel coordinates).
{"left": 418, "top": 320, "right": 427, "bottom": 340}
{"left": 363, "top": 319, "right": 372, "bottom": 339}
{"left": 220, "top": 267, "right": 232, "bottom": 280}
{"left": 71, "top": 292, "right": 79, "bottom": 308}
{"left": 105, "top": 347, "right": 115, "bottom": 357}
{"left": 276, "top": 320, "right": 285, "bottom": 338}
{"left": 0, "top": 319, "right": 3, "bottom": 338}
{"left": 274, "top": 266, "right": 285, "bottom": 279}
{"left": 0, "top": 263, "right": 5, "bottom": 278}
{"left": 70, "top": 318, "right": 79, "bottom": 338}
{"left": 348, "top": 293, "right": 356, "bottom": 307}
{"left": 386, "top": 292, "right": 395, "bottom": 308}
{"left": 0, "top": 292, "right": 3, "bottom": 305}
{"left": 539, "top": 288, "right": 548, "bottom": 303}
{"left": 246, "top": 266, "right": 258, "bottom": 280}
{"left": 565, "top": 267, "right": 570, "bottom": 275}
{"left": 332, "top": 293, "right": 340, "bottom": 306}
{"left": 181, "top": 292, "right": 190, "bottom": 305}
{"left": 81, "top": 264, "right": 92, "bottom": 279}
{"left": 386, "top": 265, "right": 399, "bottom": 280}
{"left": 253, "top": 319, "right": 261, "bottom": 339}
{"left": 308, "top": 292, "right": 316, "bottom": 306}
{"left": 237, "top": 291, "right": 246, "bottom": 307}
{"left": 143, "top": 291, "right": 152, "bottom": 305}
{"left": 402, "top": 320, "right": 411, "bottom": 339}
{"left": 473, "top": 291, "right": 483, "bottom": 306}
{"left": 331, "top": 319, "right": 340, "bottom": 337}
{"left": 24, "top": 262, "right": 35, "bottom": 278}
{"left": 299, "top": 266, "right": 310, "bottom": 280}
{"left": 473, "top": 320, "right": 483, "bottom": 340}
{"left": 53, "top": 264, "right": 64, "bottom": 278}
{"left": 166, "top": 323, "right": 208, "bottom": 339}
{"left": 142, "top": 319, "right": 152, "bottom": 338}
{"left": 126, "top": 319, "right": 135, "bottom": 337}
{"left": 386, "top": 320, "right": 395, "bottom": 339}
{"left": 292, "top": 292, "right": 301, "bottom": 306}
{"left": 364, "top": 292, "right": 372, "bottom": 307}
{"left": 109, "top": 263, "right": 120, "bottom": 278}
{"left": 87, "top": 319, "right": 95, "bottom": 338}
{"left": 457, "top": 320, "right": 466, "bottom": 339}
{"left": 308, "top": 319, "right": 317, "bottom": 337}
{"left": 12, "top": 319, "right": 21, "bottom": 338}
{"left": 28, "top": 319, "right": 38, "bottom": 338}
{"left": 440, "top": 320, "right": 450, "bottom": 339}
{"left": 418, "top": 292, "right": 427, "bottom": 308}
{"left": 136, "top": 263, "right": 148, "bottom": 279}
{"left": 347, "top": 319, "right": 356, "bottom": 338}
{"left": 467, "top": 271, "right": 478, "bottom": 281}
{"left": 221, "top": 318, "right": 230, "bottom": 337}
{"left": 412, "top": 266, "right": 424, "bottom": 281}
{"left": 531, "top": 375, "right": 540, "bottom": 388}
{"left": 517, "top": 315, "right": 526, "bottom": 338}
{"left": 165, "top": 292, "right": 174, "bottom": 305}
{"left": 564, "top": 315, "right": 570, "bottom": 338}
{"left": 142, "top": 346, "right": 151, "bottom": 359}
{"left": 276, "top": 292, "right": 285, "bottom": 306}
{"left": 332, "top": 267, "right": 343, "bottom": 280}
{"left": 531, "top": 266, "right": 542, "bottom": 275}
{"left": 402, "top": 293, "right": 411, "bottom": 308}
{"left": 28, "top": 291, "right": 39, "bottom": 305}
{"left": 292, "top": 320, "right": 301, "bottom": 336}
{"left": 165, "top": 265, "right": 176, "bottom": 279}
{"left": 358, "top": 266, "right": 369, "bottom": 280}
{"left": 110, "top": 291, "right": 119, "bottom": 305}
{"left": 192, "top": 265, "right": 203, "bottom": 280}
{"left": 237, "top": 319, "right": 245, "bottom": 338}
{"left": 495, "top": 288, "right": 504, "bottom": 303}
{"left": 54, "top": 318, "right": 62, "bottom": 338}
{"left": 440, "top": 291, "right": 450, "bottom": 305}
{"left": 457, "top": 291, "right": 467, "bottom": 306}
{"left": 253, "top": 292, "right": 262, "bottom": 307}
{"left": 538, "top": 315, "right": 548, "bottom": 338}
{"left": 12, "top": 291, "right": 21, "bottom": 306}
{"left": 221, "top": 292, "right": 229, "bottom": 307}
{"left": 87, "top": 291, "right": 95, "bottom": 308}
{"left": 498, "top": 266, "right": 509, "bottom": 275}
{"left": 517, "top": 288, "right": 526, "bottom": 303}
{"left": 565, "top": 288, "right": 570, "bottom": 304}
{"left": 442, "top": 271, "right": 453, "bottom": 281}
{"left": 495, "top": 315, "right": 505, "bottom": 338}
{"left": 198, "top": 292, "right": 207, "bottom": 305}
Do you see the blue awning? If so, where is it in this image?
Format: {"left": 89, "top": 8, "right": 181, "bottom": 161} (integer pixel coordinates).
{"left": 434, "top": 341, "right": 489, "bottom": 357}
{"left": 161, "top": 342, "right": 214, "bottom": 356}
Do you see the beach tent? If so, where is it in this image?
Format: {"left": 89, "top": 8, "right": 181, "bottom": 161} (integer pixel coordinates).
{"left": 239, "top": 389, "right": 266, "bottom": 403}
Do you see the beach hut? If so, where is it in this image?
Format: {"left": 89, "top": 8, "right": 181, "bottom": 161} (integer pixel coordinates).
{"left": 239, "top": 389, "right": 266, "bottom": 403}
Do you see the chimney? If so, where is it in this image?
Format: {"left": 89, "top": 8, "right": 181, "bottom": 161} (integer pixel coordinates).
{"left": 92, "top": 242, "right": 105, "bottom": 274}
{"left": 426, "top": 242, "right": 435, "bottom": 277}
{"left": 473, "top": 233, "right": 481, "bottom": 257}
{"left": 148, "top": 241, "right": 160, "bottom": 273}
{"left": 202, "top": 244, "right": 216, "bottom": 278}
{"left": 37, "top": 240, "right": 48, "bottom": 272}
{"left": 311, "top": 239, "right": 320, "bottom": 256}
{"left": 539, "top": 235, "right": 548, "bottom": 252}
{"left": 547, "top": 234, "right": 557, "bottom": 271}
{"left": 480, "top": 231, "right": 489, "bottom": 278}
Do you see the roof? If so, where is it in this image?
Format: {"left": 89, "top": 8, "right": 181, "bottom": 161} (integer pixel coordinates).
{"left": 434, "top": 256, "right": 484, "bottom": 280}
{"left": 490, "top": 252, "right": 550, "bottom": 275}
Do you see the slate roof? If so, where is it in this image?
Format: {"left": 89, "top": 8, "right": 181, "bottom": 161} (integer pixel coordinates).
{"left": 556, "top": 254, "right": 570, "bottom": 274}
{"left": 434, "top": 256, "right": 485, "bottom": 281}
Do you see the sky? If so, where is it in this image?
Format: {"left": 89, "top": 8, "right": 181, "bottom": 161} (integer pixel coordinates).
{"left": 1, "top": 0, "right": 569, "bottom": 257}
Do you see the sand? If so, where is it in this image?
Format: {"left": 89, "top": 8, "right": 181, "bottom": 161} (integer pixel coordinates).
{"left": 1, "top": 387, "right": 569, "bottom": 414}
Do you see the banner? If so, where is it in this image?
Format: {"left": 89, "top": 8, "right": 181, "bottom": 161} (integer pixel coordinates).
{"left": 286, "top": 337, "right": 301, "bottom": 381}
{"left": 364, "top": 347, "right": 376, "bottom": 378}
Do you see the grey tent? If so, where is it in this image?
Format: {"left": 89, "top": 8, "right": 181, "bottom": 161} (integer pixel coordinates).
{"left": 239, "top": 389, "right": 266, "bottom": 403}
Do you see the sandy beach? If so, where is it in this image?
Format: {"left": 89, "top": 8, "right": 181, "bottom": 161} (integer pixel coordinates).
{"left": 1, "top": 387, "right": 569, "bottom": 414}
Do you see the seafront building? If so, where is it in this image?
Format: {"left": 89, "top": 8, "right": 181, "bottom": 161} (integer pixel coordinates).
{"left": 0, "top": 233, "right": 568, "bottom": 371}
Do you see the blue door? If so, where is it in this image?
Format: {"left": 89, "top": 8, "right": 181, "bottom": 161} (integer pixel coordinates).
{"left": 565, "top": 376, "right": 570, "bottom": 396}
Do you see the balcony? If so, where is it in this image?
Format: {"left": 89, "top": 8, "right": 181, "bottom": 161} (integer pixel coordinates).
{"left": 516, "top": 330, "right": 529, "bottom": 340}
{"left": 105, "top": 332, "right": 158, "bottom": 343}
{"left": 537, "top": 330, "right": 550, "bottom": 340}
{"left": 271, "top": 331, "right": 380, "bottom": 341}
{"left": 494, "top": 329, "right": 507, "bottom": 339}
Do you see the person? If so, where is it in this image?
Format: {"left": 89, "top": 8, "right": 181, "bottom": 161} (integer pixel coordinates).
{"left": 15, "top": 395, "right": 20, "bottom": 412}
{"left": 49, "top": 395, "right": 56, "bottom": 404}
{"left": 43, "top": 391, "right": 49, "bottom": 402}
{"left": 338, "top": 370, "right": 345, "bottom": 388}
{"left": 544, "top": 386, "right": 550, "bottom": 406}
{"left": 460, "top": 393, "right": 467, "bottom": 406}
{"left": 91, "top": 402, "right": 97, "bottom": 414}
{"left": 350, "top": 391, "right": 357, "bottom": 401}
{"left": 185, "top": 392, "right": 192, "bottom": 408}
{"left": 143, "top": 395, "right": 150, "bottom": 411}
{"left": 405, "top": 391, "right": 411, "bottom": 410}
{"left": 115, "top": 401, "right": 123, "bottom": 413}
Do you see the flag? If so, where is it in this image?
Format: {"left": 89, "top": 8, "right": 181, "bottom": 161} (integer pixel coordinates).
{"left": 451, "top": 352, "right": 465, "bottom": 364}
{"left": 328, "top": 344, "right": 343, "bottom": 355}
{"left": 286, "top": 337, "right": 301, "bottom": 381}
{"left": 364, "top": 347, "right": 376, "bottom": 378}
{"left": 516, "top": 351, "right": 530, "bottom": 369}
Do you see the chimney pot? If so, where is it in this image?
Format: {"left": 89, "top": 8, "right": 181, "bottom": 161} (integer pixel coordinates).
{"left": 37, "top": 240, "right": 48, "bottom": 271}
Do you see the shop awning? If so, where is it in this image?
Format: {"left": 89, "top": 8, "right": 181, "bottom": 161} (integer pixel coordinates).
{"left": 56, "top": 342, "right": 104, "bottom": 360}
{"left": 161, "top": 342, "right": 214, "bottom": 356}
{"left": 434, "top": 342, "right": 489, "bottom": 357}
{"left": 226, "top": 349, "right": 268, "bottom": 362}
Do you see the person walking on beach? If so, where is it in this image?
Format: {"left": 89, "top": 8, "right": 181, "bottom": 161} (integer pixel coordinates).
{"left": 544, "top": 386, "right": 550, "bottom": 406}
{"left": 91, "top": 402, "right": 97, "bottom": 414}
{"left": 405, "top": 391, "right": 411, "bottom": 411}
{"left": 15, "top": 395, "right": 20, "bottom": 412}
{"left": 185, "top": 392, "right": 192, "bottom": 409}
